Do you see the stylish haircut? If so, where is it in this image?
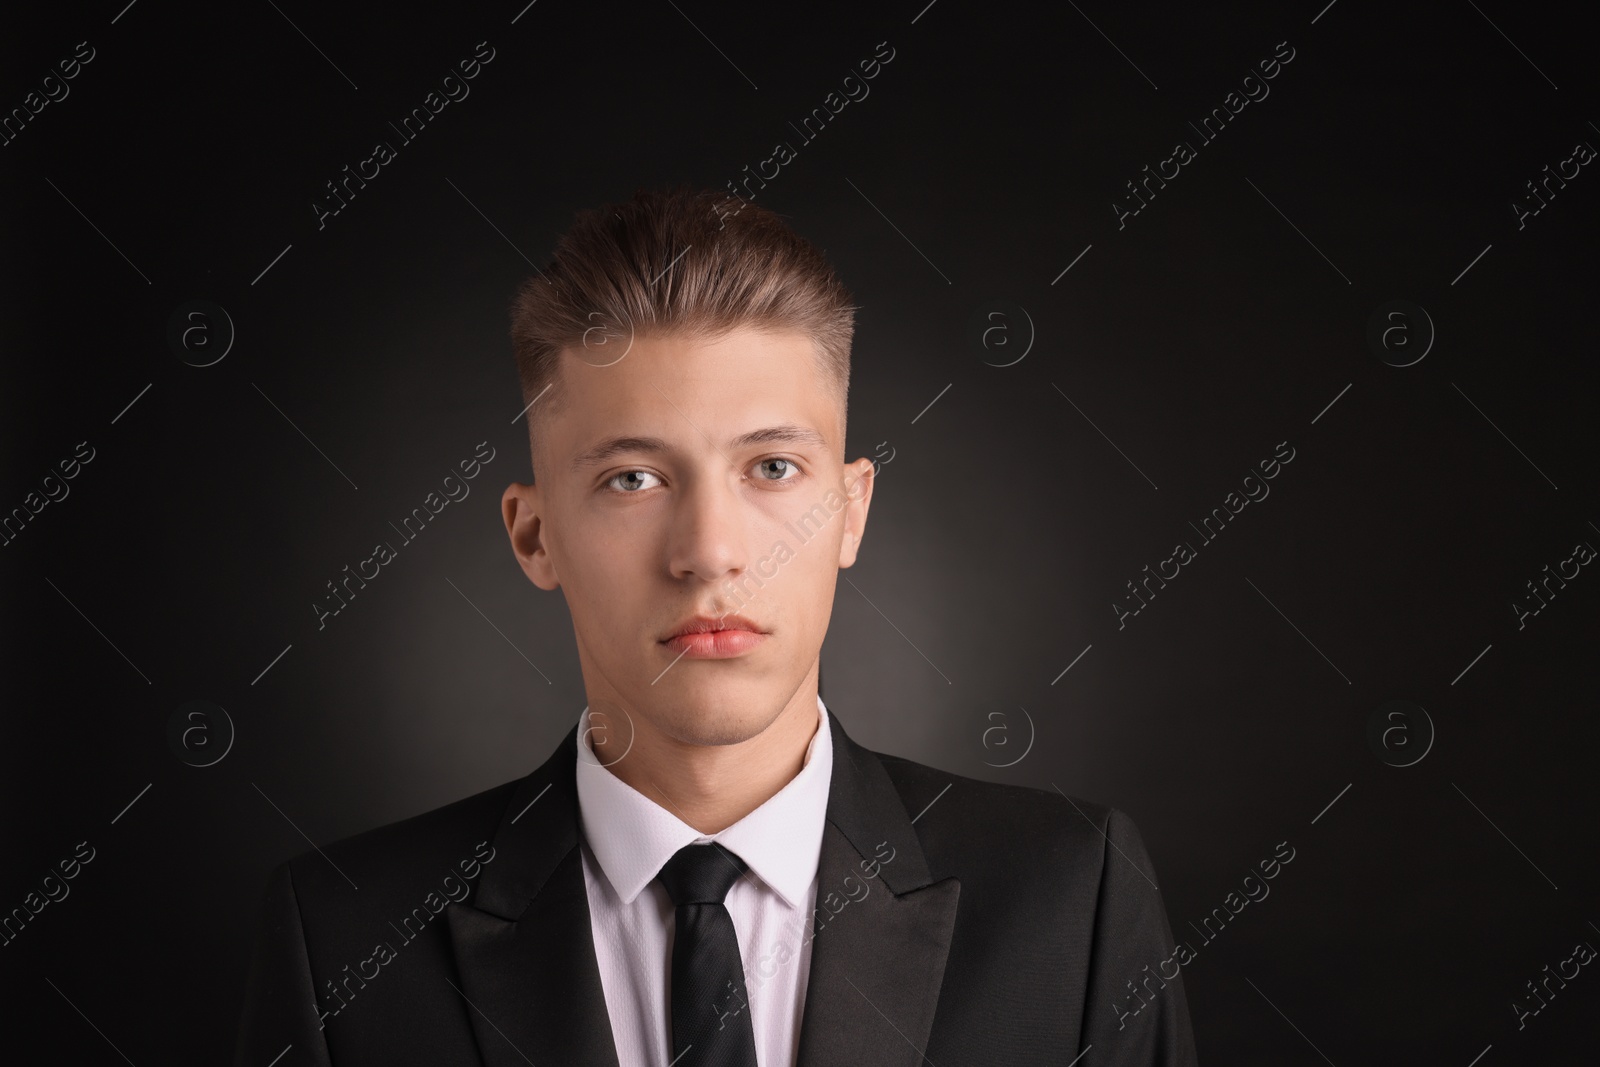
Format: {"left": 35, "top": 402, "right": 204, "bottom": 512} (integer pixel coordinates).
{"left": 508, "top": 186, "right": 856, "bottom": 480}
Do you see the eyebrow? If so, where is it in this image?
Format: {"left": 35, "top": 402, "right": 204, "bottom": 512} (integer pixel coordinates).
{"left": 569, "top": 424, "right": 829, "bottom": 473}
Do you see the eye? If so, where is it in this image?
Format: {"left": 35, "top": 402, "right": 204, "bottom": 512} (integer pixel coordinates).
{"left": 604, "top": 469, "right": 662, "bottom": 493}
{"left": 754, "top": 457, "right": 801, "bottom": 482}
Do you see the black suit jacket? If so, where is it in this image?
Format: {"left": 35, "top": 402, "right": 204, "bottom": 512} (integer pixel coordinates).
{"left": 233, "top": 706, "right": 1198, "bottom": 1065}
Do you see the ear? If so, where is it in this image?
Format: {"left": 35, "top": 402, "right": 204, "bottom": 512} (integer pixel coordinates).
{"left": 501, "top": 481, "right": 560, "bottom": 590}
{"left": 837, "top": 457, "right": 876, "bottom": 568}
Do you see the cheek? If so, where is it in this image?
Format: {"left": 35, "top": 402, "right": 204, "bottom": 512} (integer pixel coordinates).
{"left": 553, "top": 512, "right": 651, "bottom": 609}
{"left": 769, "top": 520, "right": 844, "bottom": 611}
{"left": 786, "top": 533, "right": 842, "bottom": 584}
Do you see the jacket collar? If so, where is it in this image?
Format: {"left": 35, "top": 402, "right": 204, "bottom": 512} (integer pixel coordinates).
{"left": 445, "top": 703, "right": 961, "bottom": 1067}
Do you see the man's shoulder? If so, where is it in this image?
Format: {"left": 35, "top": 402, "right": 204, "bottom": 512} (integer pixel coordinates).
{"left": 867, "top": 746, "right": 1146, "bottom": 884}
{"left": 273, "top": 773, "right": 524, "bottom": 917}
{"left": 864, "top": 745, "right": 1181, "bottom": 985}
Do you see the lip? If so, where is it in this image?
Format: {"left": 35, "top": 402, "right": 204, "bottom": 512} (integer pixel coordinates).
{"left": 660, "top": 613, "right": 768, "bottom": 660}
{"left": 661, "top": 613, "right": 765, "bottom": 639}
{"left": 662, "top": 629, "right": 768, "bottom": 659}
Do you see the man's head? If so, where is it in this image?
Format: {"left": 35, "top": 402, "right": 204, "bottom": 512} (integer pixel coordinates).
{"left": 508, "top": 187, "right": 856, "bottom": 482}
{"left": 501, "top": 187, "right": 875, "bottom": 751}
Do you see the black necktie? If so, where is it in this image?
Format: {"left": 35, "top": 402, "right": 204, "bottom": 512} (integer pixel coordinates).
{"left": 656, "top": 842, "right": 761, "bottom": 1067}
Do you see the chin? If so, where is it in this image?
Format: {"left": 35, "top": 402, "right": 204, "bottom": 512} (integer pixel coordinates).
{"left": 635, "top": 704, "right": 752, "bottom": 747}
{"left": 649, "top": 683, "right": 787, "bottom": 746}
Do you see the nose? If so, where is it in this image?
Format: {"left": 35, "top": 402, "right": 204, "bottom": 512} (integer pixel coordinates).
{"left": 666, "top": 470, "right": 751, "bottom": 584}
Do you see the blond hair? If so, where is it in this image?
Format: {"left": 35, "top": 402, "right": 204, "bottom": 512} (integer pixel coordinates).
{"left": 508, "top": 186, "right": 855, "bottom": 478}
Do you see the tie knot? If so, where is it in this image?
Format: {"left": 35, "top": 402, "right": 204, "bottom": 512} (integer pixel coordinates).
{"left": 657, "top": 842, "right": 748, "bottom": 906}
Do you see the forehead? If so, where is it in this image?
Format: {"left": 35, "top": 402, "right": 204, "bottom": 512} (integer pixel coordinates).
{"left": 568, "top": 325, "right": 827, "bottom": 391}
{"left": 545, "top": 327, "right": 842, "bottom": 465}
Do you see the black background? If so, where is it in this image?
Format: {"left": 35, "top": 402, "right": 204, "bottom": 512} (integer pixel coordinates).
{"left": 3, "top": 0, "right": 1597, "bottom": 1063}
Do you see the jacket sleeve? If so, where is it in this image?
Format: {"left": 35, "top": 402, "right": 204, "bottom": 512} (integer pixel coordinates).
{"left": 233, "top": 859, "right": 337, "bottom": 1067}
{"left": 1078, "top": 808, "right": 1200, "bottom": 1065}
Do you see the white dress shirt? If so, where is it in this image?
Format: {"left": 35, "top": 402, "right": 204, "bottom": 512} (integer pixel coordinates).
{"left": 574, "top": 695, "right": 834, "bottom": 1067}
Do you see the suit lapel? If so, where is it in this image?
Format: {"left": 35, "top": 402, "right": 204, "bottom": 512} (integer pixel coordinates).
{"left": 444, "top": 707, "right": 960, "bottom": 1067}
{"left": 445, "top": 722, "right": 621, "bottom": 1067}
{"left": 795, "top": 711, "right": 961, "bottom": 1066}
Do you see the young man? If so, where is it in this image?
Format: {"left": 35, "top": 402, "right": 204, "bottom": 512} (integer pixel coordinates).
{"left": 233, "top": 187, "right": 1198, "bottom": 1066}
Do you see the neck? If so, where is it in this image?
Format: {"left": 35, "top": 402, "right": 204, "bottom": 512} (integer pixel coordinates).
{"left": 590, "top": 681, "right": 821, "bottom": 834}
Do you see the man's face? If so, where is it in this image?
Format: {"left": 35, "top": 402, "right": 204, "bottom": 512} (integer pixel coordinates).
{"left": 501, "top": 327, "right": 874, "bottom": 748}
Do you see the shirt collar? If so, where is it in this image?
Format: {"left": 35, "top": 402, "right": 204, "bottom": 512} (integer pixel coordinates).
{"left": 574, "top": 694, "right": 832, "bottom": 910}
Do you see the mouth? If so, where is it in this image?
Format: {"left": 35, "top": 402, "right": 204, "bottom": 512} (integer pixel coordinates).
{"left": 660, "top": 614, "right": 769, "bottom": 660}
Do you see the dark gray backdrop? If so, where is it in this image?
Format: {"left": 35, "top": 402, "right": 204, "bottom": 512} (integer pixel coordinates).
{"left": 4, "top": 0, "right": 1597, "bottom": 1062}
